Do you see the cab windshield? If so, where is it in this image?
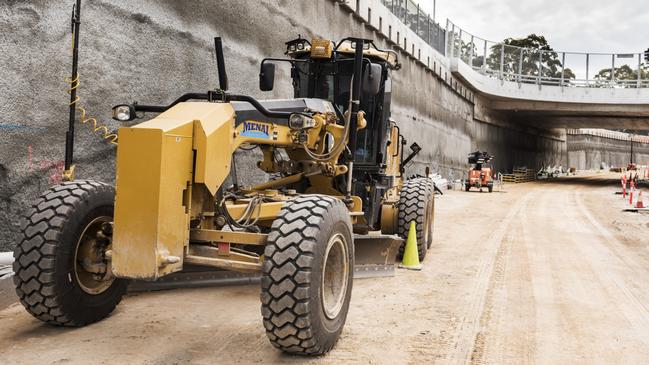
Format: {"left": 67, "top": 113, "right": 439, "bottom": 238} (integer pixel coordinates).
{"left": 292, "top": 59, "right": 385, "bottom": 165}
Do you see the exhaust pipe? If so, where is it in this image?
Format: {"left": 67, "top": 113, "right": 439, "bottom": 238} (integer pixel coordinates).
{"left": 214, "top": 37, "right": 229, "bottom": 91}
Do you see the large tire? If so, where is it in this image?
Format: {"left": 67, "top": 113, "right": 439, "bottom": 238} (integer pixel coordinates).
{"left": 13, "top": 180, "right": 128, "bottom": 327}
{"left": 398, "top": 178, "right": 434, "bottom": 260}
{"left": 261, "top": 195, "right": 354, "bottom": 356}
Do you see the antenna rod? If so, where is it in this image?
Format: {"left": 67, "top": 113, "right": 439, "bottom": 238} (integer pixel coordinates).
{"left": 214, "top": 37, "right": 229, "bottom": 91}
{"left": 64, "top": 0, "right": 82, "bottom": 172}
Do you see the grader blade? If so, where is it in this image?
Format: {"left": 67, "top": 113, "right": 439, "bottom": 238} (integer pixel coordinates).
{"left": 353, "top": 234, "right": 403, "bottom": 279}
{"left": 130, "top": 234, "right": 403, "bottom": 292}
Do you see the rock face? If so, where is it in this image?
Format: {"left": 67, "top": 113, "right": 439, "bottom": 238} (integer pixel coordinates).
{"left": 0, "top": 0, "right": 564, "bottom": 250}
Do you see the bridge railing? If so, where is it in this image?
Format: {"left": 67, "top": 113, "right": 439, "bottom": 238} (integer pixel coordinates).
{"left": 446, "top": 20, "right": 649, "bottom": 88}
{"left": 567, "top": 129, "right": 649, "bottom": 143}
{"left": 380, "top": 0, "right": 446, "bottom": 55}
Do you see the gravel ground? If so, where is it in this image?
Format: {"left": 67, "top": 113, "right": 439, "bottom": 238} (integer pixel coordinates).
{"left": 1, "top": 172, "right": 648, "bottom": 364}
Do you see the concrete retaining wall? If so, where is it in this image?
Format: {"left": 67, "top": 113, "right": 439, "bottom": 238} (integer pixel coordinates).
{"left": 0, "top": 0, "right": 564, "bottom": 251}
{"left": 568, "top": 134, "right": 649, "bottom": 170}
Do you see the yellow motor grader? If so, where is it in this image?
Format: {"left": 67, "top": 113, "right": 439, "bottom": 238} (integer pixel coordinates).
{"left": 13, "top": 6, "right": 435, "bottom": 355}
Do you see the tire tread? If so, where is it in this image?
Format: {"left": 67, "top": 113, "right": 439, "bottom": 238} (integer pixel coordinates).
{"left": 261, "top": 195, "right": 350, "bottom": 355}
{"left": 12, "top": 180, "right": 123, "bottom": 327}
{"left": 397, "top": 178, "right": 434, "bottom": 260}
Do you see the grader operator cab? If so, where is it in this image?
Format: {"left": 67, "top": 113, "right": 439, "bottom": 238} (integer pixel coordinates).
{"left": 13, "top": 27, "right": 436, "bottom": 356}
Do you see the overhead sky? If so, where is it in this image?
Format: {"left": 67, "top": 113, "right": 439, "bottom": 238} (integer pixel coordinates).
{"left": 417, "top": 0, "right": 649, "bottom": 54}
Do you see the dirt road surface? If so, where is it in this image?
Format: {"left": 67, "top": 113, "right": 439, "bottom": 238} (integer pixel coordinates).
{"left": 2, "top": 173, "right": 649, "bottom": 364}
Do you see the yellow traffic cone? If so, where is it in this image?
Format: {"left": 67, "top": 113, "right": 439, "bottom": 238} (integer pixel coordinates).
{"left": 399, "top": 221, "right": 422, "bottom": 271}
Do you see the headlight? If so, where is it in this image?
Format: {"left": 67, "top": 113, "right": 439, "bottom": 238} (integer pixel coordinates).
{"left": 112, "top": 104, "right": 135, "bottom": 122}
{"left": 288, "top": 113, "right": 316, "bottom": 130}
{"left": 350, "top": 41, "right": 370, "bottom": 50}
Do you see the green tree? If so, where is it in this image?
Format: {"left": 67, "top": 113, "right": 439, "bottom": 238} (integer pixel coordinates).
{"left": 594, "top": 64, "right": 649, "bottom": 86}
{"left": 485, "top": 34, "right": 575, "bottom": 82}
{"left": 450, "top": 38, "right": 488, "bottom": 69}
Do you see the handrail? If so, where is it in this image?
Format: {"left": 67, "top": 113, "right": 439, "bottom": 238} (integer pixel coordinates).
{"left": 446, "top": 20, "right": 649, "bottom": 89}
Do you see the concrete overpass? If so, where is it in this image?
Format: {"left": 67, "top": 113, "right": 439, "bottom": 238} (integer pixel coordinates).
{"left": 445, "top": 21, "right": 649, "bottom": 131}
{"left": 343, "top": 0, "right": 649, "bottom": 134}
{"left": 452, "top": 58, "right": 649, "bottom": 129}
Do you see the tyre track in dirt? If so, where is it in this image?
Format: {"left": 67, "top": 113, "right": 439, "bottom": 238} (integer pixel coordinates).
{"left": 500, "top": 176, "right": 649, "bottom": 364}
{"left": 573, "top": 189, "right": 649, "bottom": 339}
{"left": 446, "top": 191, "right": 534, "bottom": 365}
{"left": 470, "top": 189, "right": 539, "bottom": 365}
{"left": 526, "top": 186, "right": 596, "bottom": 363}
{"left": 450, "top": 174, "right": 649, "bottom": 365}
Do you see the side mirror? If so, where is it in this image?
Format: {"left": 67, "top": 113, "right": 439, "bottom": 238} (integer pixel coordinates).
{"left": 259, "top": 62, "right": 276, "bottom": 91}
{"left": 362, "top": 63, "right": 382, "bottom": 96}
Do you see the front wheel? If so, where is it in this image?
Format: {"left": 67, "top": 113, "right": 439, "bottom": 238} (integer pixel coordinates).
{"left": 261, "top": 195, "right": 354, "bottom": 356}
{"left": 13, "top": 180, "right": 128, "bottom": 326}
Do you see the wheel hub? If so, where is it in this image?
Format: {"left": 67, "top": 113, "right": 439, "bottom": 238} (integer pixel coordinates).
{"left": 74, "top": 216, "right": 115, "bottom": 295}
{"left": 321, "top": 233, "right": 349, "bottom": 320}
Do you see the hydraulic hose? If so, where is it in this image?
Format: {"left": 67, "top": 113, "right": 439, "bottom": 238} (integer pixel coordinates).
{"left": 300, "top": 77, "right": 355, "bottom": 162}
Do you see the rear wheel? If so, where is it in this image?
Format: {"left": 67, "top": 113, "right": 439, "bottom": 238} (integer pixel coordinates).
{"left": 13, "top": 180, "right": 128, "bottom": 326}
{"left": 465, "top": 184, "right": 470, "bottom": 192}
{"left": 398, "top": 178, "right": 434, "bottom": 261}
{"left": 488, "top": 184, "right": 494, "bottom": 193}
{"left": 261, "top": 195, "right": 354, "bottom": 355}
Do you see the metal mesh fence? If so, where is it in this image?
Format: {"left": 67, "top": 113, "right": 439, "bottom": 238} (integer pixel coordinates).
{"left": 380, "top": 0, "right": 446, "bottom": 55}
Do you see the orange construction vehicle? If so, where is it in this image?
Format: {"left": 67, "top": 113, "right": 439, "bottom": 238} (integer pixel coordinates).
{"left": 465, "top": 151, "right": 494, "bottom": 193}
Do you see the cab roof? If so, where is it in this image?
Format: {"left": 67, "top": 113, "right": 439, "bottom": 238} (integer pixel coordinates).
{"left": 285, "top": 37, "right": 400, "bottom": 70}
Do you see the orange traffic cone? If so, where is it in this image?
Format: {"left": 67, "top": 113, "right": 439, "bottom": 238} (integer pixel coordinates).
{"left": 637, "top": 191, "right": 645, "bottom": 209}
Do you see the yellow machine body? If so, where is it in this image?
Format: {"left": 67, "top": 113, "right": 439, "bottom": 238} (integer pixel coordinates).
{"left": 112, "top": 103, "right": 235, "bottom": 279}
{"left": 110, "top": 40, "right": 407, "bottom": 281}
{"left": 111, "top": 102, "right": 351, "bottom": 280}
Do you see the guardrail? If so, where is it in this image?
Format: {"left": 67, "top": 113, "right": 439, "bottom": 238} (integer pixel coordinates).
{"left": 567, "top": 129, "right": 649, "bottom": 143}
{"left": 446, "top": 20, "right": 649, "bottom": 88}
{"left": 380, "top": 0, "right": 446, "bottom": 55}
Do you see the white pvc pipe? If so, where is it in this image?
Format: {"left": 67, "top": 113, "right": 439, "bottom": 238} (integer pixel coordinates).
{"left": 0, "top": 252, "right": 14, "bottom": 266}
